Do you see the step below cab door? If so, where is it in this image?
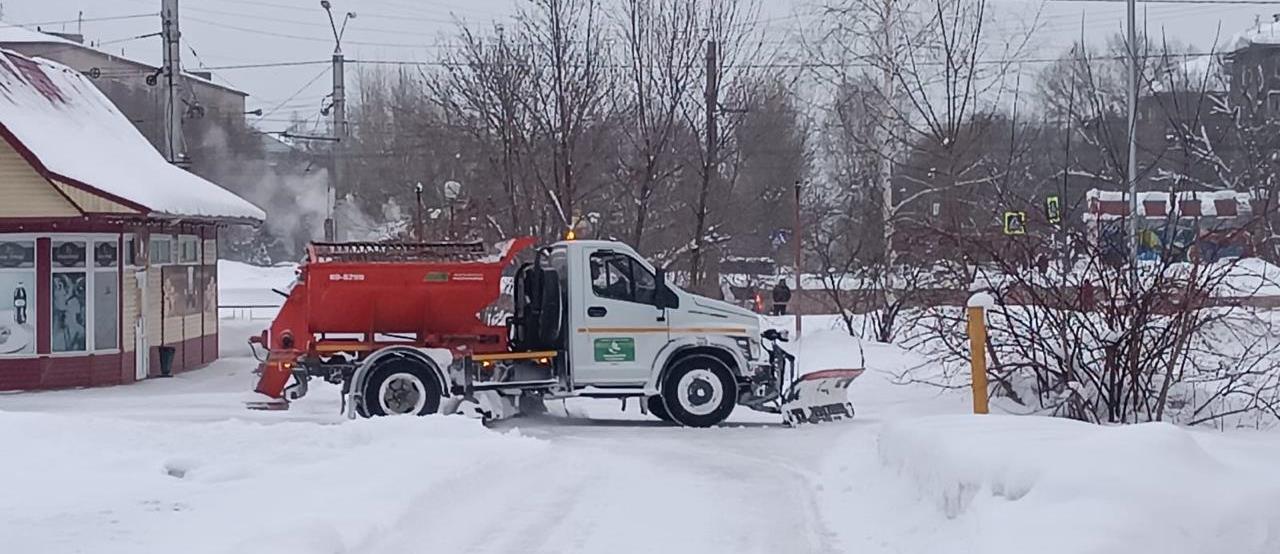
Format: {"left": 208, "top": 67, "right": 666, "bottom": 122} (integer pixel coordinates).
{"left": 570, "top": 247, "right": 668, "bottom": 386}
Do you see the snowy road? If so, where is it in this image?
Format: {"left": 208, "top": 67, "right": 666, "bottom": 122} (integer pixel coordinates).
{"left": 0, "top": 317, "right": 959, "bottom": 554}
{"left": 360, "top": 418, "right": 845, "bottom": 554}
{"left": 4, "top": 317, "right": 1279, "bottom": 553}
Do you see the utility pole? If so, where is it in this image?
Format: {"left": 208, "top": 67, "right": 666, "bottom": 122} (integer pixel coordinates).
{"left": 879, "top": 0, "right": 895, "bottom": 265}
{"left": 705, "top": 40, "right": 718, "bottom": 187}
{"left": 1126, "top": 0, "right": 1140, "bottom": 279}
{"left": 689, "top": 39, "right": 718, "bottom": 294}
{"left": 161, "top": 0, "right": 184, "bottom": 166}
{"left": 793, "top": 181, "right": 803, "bottom": 338}
{"left": 321, "top": 1, "right": 355, "bottom": 241}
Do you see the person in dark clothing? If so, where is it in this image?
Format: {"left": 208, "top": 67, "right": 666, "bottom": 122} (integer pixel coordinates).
{"left": 771, "top": 280, "right": 792, "bottom": 316}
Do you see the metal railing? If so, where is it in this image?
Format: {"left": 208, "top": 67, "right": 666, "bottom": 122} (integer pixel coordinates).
{"left": 218, "top": 304, "right": 281, "bottom": 320}
{"left": 307, "top": 241, "right": 488, "bottom": 263}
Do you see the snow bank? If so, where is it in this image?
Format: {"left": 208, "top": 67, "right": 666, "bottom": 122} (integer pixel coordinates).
{"left": 0, "top": 411, "right": 543, "bottom": 554}
{"left": 1217, "top": 257, "right": 1280, "bottom": 297}
{"left": 217, "top": 260, "right": 297, "bottom": 307}
{"left": 828, "top": 415, "right": 1280, "bottom": 554}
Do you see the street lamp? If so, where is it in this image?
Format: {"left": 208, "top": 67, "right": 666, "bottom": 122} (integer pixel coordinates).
{"left": 320, "top": 1, "right": 355, "bottom": 241}
{"left": 320, "top": 1, "right": 357, "bottom": 52}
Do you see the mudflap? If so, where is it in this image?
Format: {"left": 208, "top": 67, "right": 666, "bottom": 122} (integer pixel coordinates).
{"left": 781, "top": 369, "right": 864, "bottom": 426}
{"left": 455, "top": 391, "right": 522, "bottom": 423}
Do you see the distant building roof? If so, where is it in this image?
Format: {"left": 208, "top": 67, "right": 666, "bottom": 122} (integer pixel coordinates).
{"left": 0, "top": 22, "right": 247, "bottom": 97}
{"left": 1229, "top": 18, "right": 1280, "bottom": 52}
{"left": 0, "top": 48, "right": 264, "bottom": 222}
{"left": 1085, "top": 189, "right": 1253, "bottom": 221}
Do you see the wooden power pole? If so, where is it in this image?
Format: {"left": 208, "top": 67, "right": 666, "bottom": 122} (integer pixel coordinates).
{"left": 690, "top": 39, "right": 718, "bottom": 294}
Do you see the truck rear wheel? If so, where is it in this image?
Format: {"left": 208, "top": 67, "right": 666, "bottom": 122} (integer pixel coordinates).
{"left": 661, "top": 355, "right": 736, "bottom": 428}
{"left": 363, "top": 360, "right": 442, "bottom": 417}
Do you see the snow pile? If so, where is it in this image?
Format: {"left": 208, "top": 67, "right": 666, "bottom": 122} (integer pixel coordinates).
{"left": 841, "top": 415, "right": 1280, "bottom": 554}
{"left": 0, "top": 47, "right": 263, "bottom": 221}
{"left": 1216, "top": 257, "right": 1280, "bottom": 298}
{"left": 0, "top": 411, "right": 543, "bottom": 554}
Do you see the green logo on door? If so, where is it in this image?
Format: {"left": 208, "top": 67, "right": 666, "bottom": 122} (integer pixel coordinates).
{"left": 594, "top": 337, "right": 635, "bottom": 362}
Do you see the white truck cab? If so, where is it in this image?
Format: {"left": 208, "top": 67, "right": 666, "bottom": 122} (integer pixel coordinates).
{"left": 346, "top": 239, "right": 852, "bottom": 427}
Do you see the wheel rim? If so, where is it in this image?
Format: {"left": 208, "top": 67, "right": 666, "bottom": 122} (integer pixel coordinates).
{"left": 676, "top": 368, "right": 724, "bottom": 416}
{"left": 378, "top": 373, "right": 427, "bottom": 415}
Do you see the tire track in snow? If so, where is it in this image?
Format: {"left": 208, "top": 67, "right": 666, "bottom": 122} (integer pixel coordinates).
{"left": 511, "top": 419, "right": 847, "bottom": 553}
{"left": 350, "top": 446, "right": 600, "bottom": 554}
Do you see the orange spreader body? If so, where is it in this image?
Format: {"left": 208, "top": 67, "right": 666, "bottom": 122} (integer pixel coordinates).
{"left": 253, "top": 237, "right": 537, "bottom": 399}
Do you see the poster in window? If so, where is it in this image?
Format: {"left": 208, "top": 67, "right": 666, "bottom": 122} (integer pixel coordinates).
{"left": 95, "top": 242, "right": 118, "bottom": 268}
{"left": 52, "top": 273, "right": 86, "bottom": 352}
{"left": 94, "top": 274, "right": 118, "bottom": 350}
{"left": 162, "top": 265, "right": 202, "bottom": 317}
{"left": 52, "top": 241, "right": 86, "bottom": 268}
{"left": 0, "top": 241, "right": 35, "bottom": 355}
{"left": 202, "top": 265, "right": 217, "bottom": 316}
{"left": 0, "top": 241, "right": 34, "bottom": 268}
{"left": 0, "top": 276, "right": 34, "bottom": 355}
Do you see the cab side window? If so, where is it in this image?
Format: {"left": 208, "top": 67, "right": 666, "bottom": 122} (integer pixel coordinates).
{"left": 590, "top": 252, "right": 656, "bottom": 305}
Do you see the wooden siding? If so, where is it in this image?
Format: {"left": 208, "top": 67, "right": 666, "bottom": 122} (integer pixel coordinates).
{"left": 122, "top": 268, "right": 141, "bottom": 357}
{"left": 146, "top": 265, "right": 162, "bottom": 342}
{"left": 184, "top": 314, "right": 202, "bottom": 340}
{"left": 202, "top": 238, "right": 218, "bottom": 343}
{"left": 53, "top": 181, "right": 139, "bottom": 214}
{"left": 0, "top": 140, "right": 79, "bottom": 218}
{"left": 202, "top": 238, "right": 217, "bottom": 264}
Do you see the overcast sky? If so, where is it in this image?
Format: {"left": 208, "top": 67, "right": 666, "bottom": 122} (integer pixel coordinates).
{"left": 3, "top": 0, "right": 1273, "bottom": 132}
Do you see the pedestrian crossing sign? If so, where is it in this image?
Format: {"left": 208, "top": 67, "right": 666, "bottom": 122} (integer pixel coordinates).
{"left": 1003, "top": 211, "right": 1027, "bottom": 235}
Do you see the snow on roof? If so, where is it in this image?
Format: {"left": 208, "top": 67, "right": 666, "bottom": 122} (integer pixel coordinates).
{"left": 0, "top": 49, "right": 264, "bottom": 222}
{"left": 1230, "top": 19, "right": 1280, "bottom": 52}
{"left": 0, "top": 23, "right": 246, "bottom": 96}
{"left": 1084, "top": 189, "right": 1252, "bottom": 221}
{"left": 1149, "top": 54, "right": 1228, "bottom": 94}
{"left": 0, "top": 24, "right": 80, "bottom": 46}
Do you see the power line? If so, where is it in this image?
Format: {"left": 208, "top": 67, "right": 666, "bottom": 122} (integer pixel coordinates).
{"left": 12, "top": 12, "right": 157, "bottom": 27}
{"left": 214, "top": 0, "right": 498, "bottom": 23}
{"left": 200, "top": 60, "right": 331, "bottom": 71}
{"left": 348, "top": 49, "right": 1230, "bottom": 71}
{"left": 184, "top": 16, "right": 437, "bottom": 49}
{"left": 258, "top": 66, "right": 332, "bottom": 120}
{"left": 181, "top": 5, "right": 455, "bottom": 35}
{"left": 1049, "top": 0, "right": 1280, "bottom": 3}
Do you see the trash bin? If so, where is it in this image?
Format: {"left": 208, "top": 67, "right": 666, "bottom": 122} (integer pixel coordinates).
{"left": 158, "top": 346, "right": 176, "bottom": 378}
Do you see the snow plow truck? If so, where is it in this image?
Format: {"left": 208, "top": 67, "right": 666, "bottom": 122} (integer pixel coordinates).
{"left": 249, "top": 237, "right": 860, "bottom": 427}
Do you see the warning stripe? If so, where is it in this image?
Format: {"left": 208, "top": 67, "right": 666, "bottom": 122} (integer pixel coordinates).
{"left": 799, "top": 368, "right": 865, "bottom": 380}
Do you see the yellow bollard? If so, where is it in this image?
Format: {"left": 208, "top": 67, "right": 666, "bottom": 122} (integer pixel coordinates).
{"left": 967, "top": 303, "right": 990, "bottom": 415}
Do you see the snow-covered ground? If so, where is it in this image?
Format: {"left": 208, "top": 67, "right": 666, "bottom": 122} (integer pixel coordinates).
{"left": 2, "top": 263, "right": 1279, "bottom": 553}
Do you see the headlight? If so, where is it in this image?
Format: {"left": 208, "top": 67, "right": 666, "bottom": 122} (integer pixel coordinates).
{"left": 734, "top": 336, "right": 760, "bottom": 360}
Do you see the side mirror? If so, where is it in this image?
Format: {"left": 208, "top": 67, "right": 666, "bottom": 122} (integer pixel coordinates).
{"left": 654, "top": 268, "right": 679, "bottom": 310}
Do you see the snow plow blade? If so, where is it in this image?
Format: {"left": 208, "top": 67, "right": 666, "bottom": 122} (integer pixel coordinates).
{"left": 782, "top": 369, "right": 863, "bottom": 426}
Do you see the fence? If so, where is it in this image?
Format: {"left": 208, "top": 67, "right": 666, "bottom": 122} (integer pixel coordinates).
{"left": 218, "top": 304, "right": 281, "bottom": 320}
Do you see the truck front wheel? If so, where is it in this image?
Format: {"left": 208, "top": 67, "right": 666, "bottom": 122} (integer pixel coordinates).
{"left": 363, "top": 360, "right": 443, "bottom": 417}
{"left": 661, "top": 355, "right": 736, "bottom": 427}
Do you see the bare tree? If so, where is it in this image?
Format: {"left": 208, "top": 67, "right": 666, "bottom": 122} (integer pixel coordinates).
{"left": 681, "top": 0, "right": 764, "bottom": 293}
{"left": 427, "top": 23, "right": 541, "bottom": 239}
{"left": 613, "top": 0, "right": 702, "bottom": 252}
{"left": 519, "top": 0, "right": 613, "bottom": 232}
